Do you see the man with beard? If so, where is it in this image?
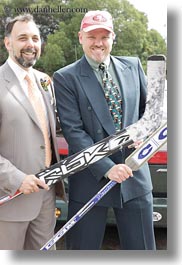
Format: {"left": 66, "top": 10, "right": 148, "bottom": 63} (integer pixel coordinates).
{"left": 0, "top": 14, "right": 66, "bottom": 250}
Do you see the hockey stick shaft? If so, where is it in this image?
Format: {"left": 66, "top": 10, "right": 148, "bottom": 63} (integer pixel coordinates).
{"left": 41, "top": 180, "right": 117, "bottom": 250}
{"left": 40, "top": 122, "right": 167, "bottom": 250}
{"left": 0, "top": 55, "right": 166, "bottom": 206}
{"left": 0, "top": 190, "right": 21, "bottom": 205}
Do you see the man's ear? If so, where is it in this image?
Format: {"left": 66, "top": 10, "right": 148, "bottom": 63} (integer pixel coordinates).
{"left": 78, "top": 31, "right": 83, "bottom": 45}
{"left": 4, "top": 36, "right": 11, "bottom": 52}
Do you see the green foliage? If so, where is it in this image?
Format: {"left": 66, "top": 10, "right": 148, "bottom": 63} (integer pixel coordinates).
{"left": 0, "top": 0, "right": 167, "bottom": 74}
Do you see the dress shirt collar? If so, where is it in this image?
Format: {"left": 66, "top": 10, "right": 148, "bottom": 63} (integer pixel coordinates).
{"left": 85, "top": 55, "right": 111, "bottom": 71}
{"left": 7, "top": 57, "right": 34, "bottom": 82}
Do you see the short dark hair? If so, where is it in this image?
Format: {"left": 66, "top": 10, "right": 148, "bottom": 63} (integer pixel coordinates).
{"left": 5, "top": 14, "right": 39, "bottom": 36}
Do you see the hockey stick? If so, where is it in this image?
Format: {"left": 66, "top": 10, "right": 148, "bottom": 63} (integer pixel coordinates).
{"left": 0, "top": 54, "right": 166, "bottom": 206}
{"left": 40, "top": 122, "right": 167, "bottom": 250}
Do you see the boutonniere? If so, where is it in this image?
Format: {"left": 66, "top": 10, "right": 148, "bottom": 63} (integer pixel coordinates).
{"left": 40, "top": 75, "right": 51, "bottom": 91}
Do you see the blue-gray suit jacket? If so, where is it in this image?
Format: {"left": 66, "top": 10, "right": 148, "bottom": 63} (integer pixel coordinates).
{"left": 54, "top": 55, "right": 152, "bottom": 208}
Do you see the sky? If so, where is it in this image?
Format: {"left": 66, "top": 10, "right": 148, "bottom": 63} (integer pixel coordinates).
{"left": 128, "top": 0, "right": 167, "bottom": 39}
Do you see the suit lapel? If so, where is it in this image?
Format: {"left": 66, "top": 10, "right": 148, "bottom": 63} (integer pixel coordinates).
{"left": 3, "top": 63, "right": 40, "bottom": 128}
{"left": 111, "top": 56, "right": 135, "bottom": 128}
{"left": 79, "top": 56, "right": 133, "bottom": 135}
{"left": 79, "top": 57, "right": 115, "bottom": 135}
{"left": 33, "top": 71, "right": 55, "bottom": 136}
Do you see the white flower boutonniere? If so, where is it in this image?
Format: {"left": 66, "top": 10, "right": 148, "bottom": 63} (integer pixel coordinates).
{"left": 40, "top": 75, "right": 51, "bottom": 91}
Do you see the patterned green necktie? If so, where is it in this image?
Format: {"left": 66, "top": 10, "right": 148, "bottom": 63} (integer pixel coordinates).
{"left": 99, "top": 63, "right": 122, "bottom": 132}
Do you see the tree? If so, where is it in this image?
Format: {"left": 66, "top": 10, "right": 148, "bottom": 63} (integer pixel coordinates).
{"left": 39, "top": 0, "right": 166, "bottom": 74}
{"left": 37, "top": 24, "right": 71, "bottom": 75}
{"left": 0, "top": 0, "right": 166, "bottom": 74}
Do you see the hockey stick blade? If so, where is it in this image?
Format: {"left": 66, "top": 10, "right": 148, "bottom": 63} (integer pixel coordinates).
{"left": 125, "top": 122, "right": 167, "bottom": 170}
{"left": 40, "top": 122, "right": 167, "bottom": 250}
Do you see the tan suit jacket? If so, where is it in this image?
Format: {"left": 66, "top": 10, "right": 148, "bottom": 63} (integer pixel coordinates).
{"left": 0, "top": 62, "right": 65, "bottom": 221}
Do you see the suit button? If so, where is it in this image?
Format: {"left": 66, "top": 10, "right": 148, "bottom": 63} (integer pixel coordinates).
{"left": 97, "top": 129, "right": 102, "bottom": 134}
{"left": 88, "top": 106, "right": 92, "bottom": 111}
{"left": 40, "top": 145, "right": 45, "bottom": 149}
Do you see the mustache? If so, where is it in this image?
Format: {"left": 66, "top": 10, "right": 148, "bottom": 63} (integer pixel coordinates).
{"left": 20, "top": 48, "right": 37, "bottom": 54}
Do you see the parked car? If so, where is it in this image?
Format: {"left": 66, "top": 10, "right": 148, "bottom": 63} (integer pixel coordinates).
{"left": 55, "top": 86, "right": 167, "bottom": 228}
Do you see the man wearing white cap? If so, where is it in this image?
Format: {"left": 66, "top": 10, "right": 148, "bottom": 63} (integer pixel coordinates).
{"left": 54, "top": 10, "right": 156, "bottom": 250}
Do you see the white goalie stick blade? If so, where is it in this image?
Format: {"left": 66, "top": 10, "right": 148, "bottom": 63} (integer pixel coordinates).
{"left": 40, "top": 123, "right": 167, "bottom": 251}
{"left": 127, "top": 55, "right": 166, "bottom": 141}
{"left": 126, "top": 122, "right": 167, "bottom": 171}
{"left": 0, "top": 54, "right": 166, "bottom": 206}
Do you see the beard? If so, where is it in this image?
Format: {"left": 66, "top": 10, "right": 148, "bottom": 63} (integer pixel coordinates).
{"left": 14, "top": 48, "right": 40, "bottom": 68}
